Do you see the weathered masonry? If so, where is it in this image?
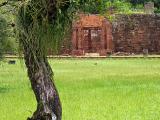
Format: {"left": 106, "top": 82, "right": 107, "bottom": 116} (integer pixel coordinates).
{"left": 71, "top": 14, "right": 113, "bottom": 56}
{"left": 61, "top": 14, "right": 160, "bottom": 56}
{"left": 112, "top": 14, "right": 160, "bottom": 54}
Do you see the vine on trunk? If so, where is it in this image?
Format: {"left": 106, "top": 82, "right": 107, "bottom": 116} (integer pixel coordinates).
{"left": 16, "top": 0, "right": 92, "bottom": 119}
{"left": 17, "top": 0, "right": 72, "bottom": 119}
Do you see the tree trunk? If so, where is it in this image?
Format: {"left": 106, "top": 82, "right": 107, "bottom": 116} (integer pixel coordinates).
{"left": 23, "top": 44, "right": 62, "bottom": 120}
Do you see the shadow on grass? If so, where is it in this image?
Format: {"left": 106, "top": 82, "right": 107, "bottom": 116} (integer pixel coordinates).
{"left": 0, "top": 87, "right": 10, "bottom": 94}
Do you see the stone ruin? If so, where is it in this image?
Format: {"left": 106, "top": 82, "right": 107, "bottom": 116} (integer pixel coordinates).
{"left": 144, "top": 2, "right": 155, "bottom": 14}
{"left": 71, "top": 14, "right": 113, "bottom": 56}
{"left": 60, "top": 13, "right": 160, "bottom": 56}
{"left": 112, "top": 14, "right": 160, "bottom": 54}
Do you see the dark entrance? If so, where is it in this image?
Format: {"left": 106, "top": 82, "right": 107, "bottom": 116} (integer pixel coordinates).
{"left": 83, "top": 27, "right": 102, "bottom": 53}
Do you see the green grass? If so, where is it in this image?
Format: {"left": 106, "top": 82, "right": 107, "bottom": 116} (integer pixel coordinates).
{"left": 1, "top": 59, "right": 160, "bottom": 120}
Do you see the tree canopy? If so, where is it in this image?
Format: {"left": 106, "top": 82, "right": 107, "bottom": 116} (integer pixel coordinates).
{"left": 83, "top": 0, "right": 160, "bottom": 14}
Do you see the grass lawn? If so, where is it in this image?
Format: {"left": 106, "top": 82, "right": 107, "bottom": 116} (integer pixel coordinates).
{"left": 1, "top": 59, "right": 160, "bottom": 120}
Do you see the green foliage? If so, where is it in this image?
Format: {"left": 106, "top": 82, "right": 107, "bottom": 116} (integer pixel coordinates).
{"left": 155, "top": 8, "right": 160, "bottom": 13}
{"left": 85, "top": 0, "right": 160, "bottom": 14}
{"left": 78, "top": 0, "right": 102, "bottom": 13}
{"left": 16, "top": 0, "right": 98, "bottom": 56}
{"left": 81, "top": 0, "right": 145, "bottom": 16}
{"left": 17, "top": 1, "right": 70, "bottom": 55}
{"left": 0, "top": 15, "right": 17, "bottom": 58}
{"left": 0, "top": 0, "right": 19, "bottom": 55}
{"left": 0, "top": 16, "right": 7, "bottom": 58}
{"left": 128, "top": 0, "right": 160, "bottom": 13}
{"left": 105, "top": 0, "right": 132, "bottom": 14}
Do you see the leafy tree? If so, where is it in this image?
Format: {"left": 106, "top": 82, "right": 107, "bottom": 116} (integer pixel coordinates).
{"left": 17, "top": 0, "right": 93, "bottom": 120}
{"left": 129, "top": 0, "right": 160, "bottom": 13}
{"left": 92, "top": 0, "right": 142, "bottom": 15}
{"left": 81, "top": 0, "right": 101, "bottom": 13}
{"left": 105, "top": 0, "right": 132, "bottom": 14}
{"left": 98, "top": 0, "right": 160, "bottom": 13}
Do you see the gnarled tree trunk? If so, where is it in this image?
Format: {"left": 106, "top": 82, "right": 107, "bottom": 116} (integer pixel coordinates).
{"left": 23, "top": 44, "right": 62, "bottom": 120}
{"left": 17, "top": 0, "right": 72, "bottom": 119}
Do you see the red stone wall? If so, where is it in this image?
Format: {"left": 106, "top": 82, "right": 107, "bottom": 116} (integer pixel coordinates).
{"left": 112, "top": 14, "right": 160, "bottom": 54}
{"left": 71, "top": 14, "right": 113, "bottom": 56}
{"left": 59, "top": 14, "right": 160, "bottom": 56}
{"left": 73, "top": 14, "right": 105, "bottom": 28}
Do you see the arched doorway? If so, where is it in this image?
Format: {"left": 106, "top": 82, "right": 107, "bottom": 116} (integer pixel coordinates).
{"left": 72, "top": 14, "right": 113, "bottom": 56}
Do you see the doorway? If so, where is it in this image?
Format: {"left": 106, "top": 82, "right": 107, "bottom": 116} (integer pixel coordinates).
{"left": 83, "top": 27, "right": 102, "bottom": 53}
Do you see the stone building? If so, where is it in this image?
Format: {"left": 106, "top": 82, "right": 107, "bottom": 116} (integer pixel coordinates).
{"left": 71, "top": 14, "right": 113, "bottom": 56}
{"left": 61, "top": 14, "right": 160, "bottom": 56}
{"left": 144, "top": 2, "right": 155, "bottom": 14}
{"left": 112, "top": 14, "right": 160, "bottom": 54}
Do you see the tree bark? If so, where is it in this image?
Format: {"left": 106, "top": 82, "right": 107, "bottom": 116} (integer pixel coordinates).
{"left": 23, "top": 43, "right": 62, "bottom": 120}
